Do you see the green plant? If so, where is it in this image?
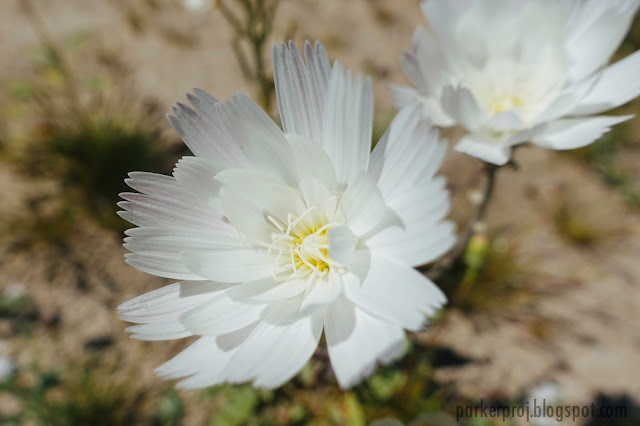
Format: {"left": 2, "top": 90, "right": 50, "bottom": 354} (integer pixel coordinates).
{"left": 10, "top": 0, "right": 175, "bottom": 232}
{"left": 453, "top": 232, "right": 533, "bottom": 312}
{"left": 217, "top": 0, "right": 284, "bottom": 112}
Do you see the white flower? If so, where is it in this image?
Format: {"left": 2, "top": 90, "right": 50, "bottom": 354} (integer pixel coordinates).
{"left": 392, "top": 0, "right": 640, "bottom": 165}
{"left": 117, "top": 41, "right": 455, "bottom": 389}
{"left": 182, "top": 0, "right": 213, "bottom": 13}
{"left": 526, "top": 381, "right": 564, "bottom": 426}
{"left": 0, "top": 340, "right": 16, "bottom": 383}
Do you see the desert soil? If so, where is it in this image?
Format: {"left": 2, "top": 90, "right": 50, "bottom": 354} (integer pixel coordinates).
{"left": 1, "top": 0, "right": 640, "bottom": 424}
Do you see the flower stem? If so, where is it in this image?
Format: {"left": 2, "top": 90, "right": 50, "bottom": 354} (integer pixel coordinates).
{"left": 421, "top": 162, "right": 502, "bottom": 297}
{"left": 462, "top": 163, "right": 499, "bottom": 248}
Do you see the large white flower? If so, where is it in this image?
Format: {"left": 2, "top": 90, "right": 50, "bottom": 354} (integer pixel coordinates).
{"left": 117, "top": 41, "right": 455, "bottom": 389}
{"left": 392, "top": 0, "right": 640, "bottom": 165}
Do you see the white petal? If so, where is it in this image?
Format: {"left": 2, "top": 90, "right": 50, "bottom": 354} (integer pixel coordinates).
{"left": 167, "top": 100, "right": 245, "bottom": 168}
{"left": 453, "top": 134, "right": 511, "bottom": 165}
{"left": 298, "top": 273, "right": 342, "bottom": 317}
{"left": 118, "top": 191, "right": 225, "bottom": 231}
{"left": 154, "top": 337, "right": 224, "bottom": 381}
{"left": 126, "top": 322, "right": 192, "bottom": 341}
{"left": 179, "top": 293, "right": 266, "bottom": 335}
{"left": 532, "top": 115, "right": 633, "bottom": 150}
{"left": 388, "top": 86, "right": 455, "bottom": 127}
{"left": 122, "top": 227, "right": 242, "bottom": 279}
{"left": 322, "top": 63, "right": 373, "bottom": 184}
{"left": 273, "top": 41, "right": 329, "bottom": 143}
{"left": 216, "top": 321, "right": 259, "bottom": 351}
{"left": 222, "top": 94, "right": 298, "bottom": 186}
{"left": 389, "top": 84, "right": 420, "bottom": 110}
{"left": 486, "top": 111, "right": 523, "bottom": 132}
{"left": 286, "top": 134, "right": 337, "bottom": 204}
{"left": 182, "top": 249, "right": 273, "bottom": 283}
{"left": 567, "top": 2, "right": 638, "bottom": 81}
{"left": 504, "top": 123, "right": 548, "bottom": 147}
{"left": 340, "top": 172, "right": 387, "bottom": 237}
{"left": 226, "top": 277, "right": 311, "bottom": 303}
{"left": 370, "top": 104, "right": 448, "bottom": 199}
{"left": 218, "top": 171, "right": 307, "bottom": 243}
{"left": 328, "top": 224, "right": 356, "bottom": 266}
{"left": 420, "top": 0, "right": 470, "bottom": 43}
{"left": 219, "top": 310, "right": 323, "bottom": 387}
{"left": 343, "top": 252, "right": 446, "bottom": 331}
{"left": 124, "top": 226, "right": 240, "bottom": 254}
{"left": 410, "top": 26, "right": 449, "bottom": 94}
{"left": 172, "top": 156, "right": 223, "bottom": 207}
{"left": 251, "top": 315, "right": 322, "bottom": 388}
{"left": 305, "top": 40, "right": 332, "bottom": 109}
{"left": 124, "top": 172, "right": 183, "bottom": 198}
{"left": 125, "top": 252, "right": 202, "bottom": 280}
{"left": 364, "top": 177, "right": 456, "bottom": 267}
{"left": 325, "top": 295, "right": 406, "bottom": 389}
{"left": 118, "top": 281, "right": 228, "bottom": 324}
{"left": 158, "top": 336, "right": 245, "bottom": 389}
{"left": 534, "top": 92, "right": 581, "bottom": 124}
{"left": 441, "top": 84, "right": 486, "bottom": 131}
{"left": 571, "top": 50, "right": 640, "bottom": 115}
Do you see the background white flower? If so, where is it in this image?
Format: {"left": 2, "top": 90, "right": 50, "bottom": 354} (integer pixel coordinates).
{"left": 118, "top": 41, "right": 456, "bottom": 389}
{"left": 392, "top": 0, "right": 640, "bottom": 165}
{"left": 182, "top": 0, "right": 213, "bottom": 13}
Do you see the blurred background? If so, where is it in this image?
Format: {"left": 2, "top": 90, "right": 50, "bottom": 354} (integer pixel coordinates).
{"left": 1, "top": 0, "right": 640, "bottom": 425}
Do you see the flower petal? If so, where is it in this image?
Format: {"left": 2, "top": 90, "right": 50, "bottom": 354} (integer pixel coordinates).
{"left": 118, "top": 191, "right": 226, "bottom": 231}
{"left": 364, "top": 177, "right": 456, "bottom": 267}
{"left": 118, "top": 281, "right": 228, "bottom": 323}
{"left": 567, "top": 1, "right": 639, "bottom": 81}
{"left": 297, "top": 272, "right": 342, "bottom": 317}
{"left": 532, "top": 115, "right": 633, "bottom": 150}
{"left": 218, "top": 170, "right": 307, "bottom": 243}
{"left": 343, "top": 252, "right": 446, "bottom": 331}
{"left": 156, "top": 336, "right": 249, "bottom": 389}
{"left": 571, "top": 50, "right": 640, "bottom": 116}
{"left": 167, "top": 100, "right": 245, "bottom": 168}
{"left": 219, "top": 305, "right": 323, "bottom": 387}
{"left": 322, "top": 63, "right": 373, "bottom": 184}
{"left": 126, "top": 322, "right": 193, "bottom": 341}
{"left": 325, "top": 295, "right": 406, "bottom": 389}
{"left": 226, "top": 277, "right": 312, "bottom": 303}
{"left": 124, "top": 252, "right": 202, "bottom": 280}
{"left": 273, "top": 41, "right": 329, "bottom": 143}
{"left": 286, "top": 134, "right": 337, "bottom": 204}
{"left": 172, "top": 156, "right": 223, "bottom": 208}
{"left": 441, "top": 84, "right": 486, "bottom": 131}
{"left": 340, "top": 172, "right": 387, "bottom": 237}
{"left": 388, "top": 85, "right": 455, "bottom": 127}
{"left": 328, "top": 224, "right": 356, "bottom": 266}
{"left": 453, "top": 134, "right": 511, "bottom": 165}
{"left": 370, "top": 104, "right": 448, "bottom": 200}
{"left": 179, "top": 293, "right": 266, "bottom": 335}
{"left": 182, "top": 249, "right": 273, "bottom": 283}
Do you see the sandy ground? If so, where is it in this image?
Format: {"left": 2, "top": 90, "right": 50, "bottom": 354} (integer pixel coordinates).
{"left": 1, "top": 0, "right": 640, "bottom": 424}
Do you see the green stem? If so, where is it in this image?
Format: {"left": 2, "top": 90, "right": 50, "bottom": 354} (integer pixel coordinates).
{"left": 475, "top": 163, "right": 499, "bottom": 224}
{"left": 420, "top": 162, "right": 502, "bottom": 297}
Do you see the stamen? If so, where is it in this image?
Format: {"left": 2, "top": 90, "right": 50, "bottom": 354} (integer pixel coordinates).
{"left": 265, "top": 204, "right": 353, "bottom": 281}
{"left": 267, "top": 215, "right": 286, "bottom": 233}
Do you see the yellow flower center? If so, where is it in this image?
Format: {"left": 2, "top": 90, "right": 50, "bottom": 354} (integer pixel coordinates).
{"left": 267, "top": 206, "right": 344, "bottom": 281}
{"left": 488, "top": 94, "right": 524, "bottom": 115}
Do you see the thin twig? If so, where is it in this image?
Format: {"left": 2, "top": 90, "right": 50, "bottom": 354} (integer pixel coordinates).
{"left": 19, "top": 0, "right": 93, "bottom": 133}
{"left": 217, "top": 0, "right": 280, "bottom": 111}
